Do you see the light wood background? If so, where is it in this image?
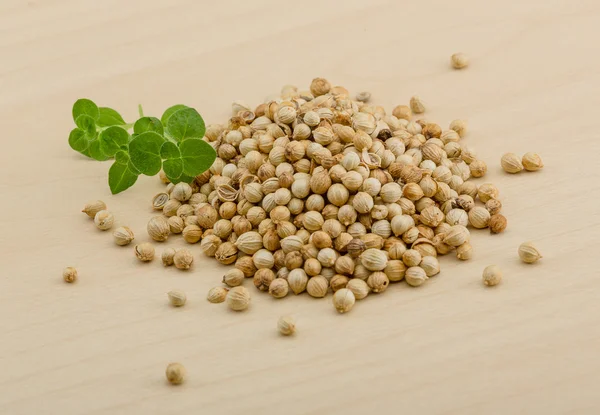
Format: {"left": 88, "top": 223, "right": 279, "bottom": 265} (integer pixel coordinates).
{"left": 2, "top": 0, "right": 600, "bottom": 414}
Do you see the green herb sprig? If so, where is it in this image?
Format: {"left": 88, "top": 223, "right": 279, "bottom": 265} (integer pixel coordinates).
{"left": 68, "top": 99, "right": 216, "bottom": 194}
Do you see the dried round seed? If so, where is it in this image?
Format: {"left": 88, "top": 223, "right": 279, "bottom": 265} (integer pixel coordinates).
{"left": 165, "top": 363, "right": 186, "bottom": 385}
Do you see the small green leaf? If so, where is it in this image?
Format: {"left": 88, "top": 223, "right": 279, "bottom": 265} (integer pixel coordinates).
{"left": 128, "top": 160, "right": 141, "bottom": 175}
{"left": 73, "top": 99, "right": 99, "bottom": 122}
{"left": 88, "top": 140, "right": 111, "bottom": 161}
{"left": 75, "top": 114, "right": 97, "bottom": 136}
{"left": 167, "top": 108, "right": 206, "bottom": 142}
{"left": 163, "top": 158, "right": 184, "bottom": 180}
{"left": 170, "top": 172, "right": 195, "bottom": 184}
{"left": 68, "top": 128, "right": 90, "bottom": 153}
{"left": 98, "top": 107, "right": 126, "bottom": 127}
{"left": 108, "top": 161, "right": 139, "bottom": 194}
{"left": 160, "top": 141, "right": 180, "bottom": 159}
{"left": 179, "top": 138, "right": 216, "bottom": 176}
{"left": 99, "top": 126, "right": 130, "bottom": 157}
{"left": 128, "top": 131, "right": 165, "bottom": 176}
{"left": 161, "top": 104, "right": 188, "bottom": 126}
{"left": 134, "top": 117, "right": 164, "bottom": 135}
{"left": 115, "top": 150, "right": 130, "bottom": 164}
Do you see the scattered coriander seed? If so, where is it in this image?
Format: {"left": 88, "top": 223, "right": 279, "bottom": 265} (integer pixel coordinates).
{"left": 63, "top": 267, "right": 77, "bottom": 283}
{"left": 367, "top": 272, "right": 389, "bottom": 293}
{"left": 468, "top": 206, "right": 491, "bottom": 229}
{"left": 135, "top": 243, "right": 155, "bottom": 262}
{"left": 162, "top": 248, "right": 176, "bottom": 266}
{"left": 450, "top": 52, "right": 469, "bottom": 69}
{"left": 167, "top": 290, "right": 187, "bottom": 307}
{"left": 147, "top": 216, "right": 170, "bottom": 242}
{"left": 306, "top": 275, "right": 329, "bottom": 298}
{"left": 518, "top": 242, "right": 542, "bottom": 264}
{"left": 269, "top": 278, "right": 289, "bottom": 298}
{"left": 173, "top": 249, "right": 194, "bottom": 270}
{"left": 207, "top": 286, "right": 229, "bottom": 303}
{"left": 171, "top": 182, "right": 193, "bottom": 202}
{"left": 223, "top": 268, "right": 245, "bottom": 287}
{"left": 449, "top": 119, "right": 467, "bottom": 137}
{"left": 165, "top": 362, "right": 186, "bottom": 385}
{"left": 405, "top": 266, "right": 428, "bottom": 287}
{"left": 152, "top": 193, "right": 170, "bottom": 210}
{"left": 82, "top": 200, "right": 106, "bottom": 218}
{"left": 277, "top": 316, "right": 296, "bottom": 336}
{"left": 94, "top": 210, "right": 114, "bottom": 231}
{"left": 489, "top": 214, "right": 507, "bottom": 234}
{"left": 522, "top": 152, "right": 544, "bottom": 171}
{"left": 182, "top": 225, "right": 202, "bottom": 244}
{"left": 113, "top": 226, "right": 135, "bottom": 246}
{"left": 482, "top": 265, "right": 502, "bottom": 286}
{"left": 333, "top": 288, "right": 355, "bottom": 313}
{"left": 420, "top": 256, "right": 440, "bottom": 277}
{"left": 226, "top": 286, "right": 251, "bottom": 311}
{"left": 346, "top": 278, "right": 370, "bottom": 300}
{"left": 409, "top": 96, "right": 426, "bottom": 114}
{"left": 456, "top": 242, "right": 473, "bottom": 260}
{"left": 501, "top": 153, "right": 524, "bottom": 174}
{"left": 485, "top": 199, "right": 502, "bottom": 215}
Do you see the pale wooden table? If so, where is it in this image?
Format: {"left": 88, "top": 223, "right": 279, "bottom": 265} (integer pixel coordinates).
{"left": 2, "top": 0, "right": 600, "bottom": 414}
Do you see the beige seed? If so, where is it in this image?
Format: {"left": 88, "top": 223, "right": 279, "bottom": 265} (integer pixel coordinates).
{"left": 162, "top": 248, "right": 176, "bottom": 266}
{"left": 522, "top": 152, "right": 544, "bottom": 171}
{"left": 94, "top": 210, "right": 114, "bottom": 231}
{"left": 450, "top": 53, "right": 469, "bottom": 69}
{"left": 226, "top": 286, "right": 251, "bottom": 311}
{"left": 405, "top": 266, "right": 428, "bottom": 287}
{"left": 269, "top": 279, "right": 289, "bottom": 299}
{"left": 135, "top": 243, "right": 155, "bottom": 262}
{"left": 167, "top": 290, "right": 187, "bottom": 307}
{"left": 307, "top": 275, "right": 329, "bottom": 298}
{"left": 501, "top": 153, "right": 524, "bottom": 174}
{"left": 518, "top": 242, "right": 542, "bottom": 264}
{"left": 409, "top": 96, "right": 426, "bottom": 114}
{"left": 333, "top": 288, "right": 355, "bottom": 313}
{"left": 207, "top": 286, "right": 229, "bottom": 303}
{"left": 277, "top": 316, "right": 296, "bottom": 336}
{"left": 482, "top": 265, "right": 502, "bottom": 286}
{"left": 173, "top": 249, "right": 194, "bottom": 270}
{"left": 346, "top": 279, "right": 370, "bottom": 300}
{"left": 82, "top": 200, "right": 106, "bottom": 218}
{"left": 165, "top": 363, "right": 186, "bottom": 385}
{"left": 113, "top": 226, "right": 135, "bottom": 246}
{"left": 63, "top": 267, "right": 77, "bottom": 283}
{"left": 147, "top": 216, "right": 170, "bottom": 242}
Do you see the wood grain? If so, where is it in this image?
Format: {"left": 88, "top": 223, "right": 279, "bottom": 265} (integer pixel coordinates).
{"left": 2, "top": 0, "right": 600, "bottom": 414}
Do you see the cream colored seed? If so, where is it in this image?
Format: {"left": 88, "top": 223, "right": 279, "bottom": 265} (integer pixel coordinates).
{"left": 165, "top": 363, "right": 186, "bottom": 385}
{"left": 482, "top": 265, "right": 502, "bottom": 286}
{"left": 135, "top": 243, "right": 155, "bottom": 262}
{"left": 162, "top": 248, "right": 176, "bottom": 266}
{"left": 207, "top": 286, "right": 229, "bottom": 303}
{"left": 226, "top": 286, "right": 251, "bottom": 311}
{"left": 518, "top": 242, "right": 542, "bottom": 264}
{"left": 409, "top": 96, "right": 426, "bottom": 114}
{"left": 522, "top": 152, "right": 544, "bottom": 171}
{"left": 82, "top": 200, "right": 106, "bottom": 218}
{"left": 277, "top": 316, "right": 296, "bottom": 336}
{"left": 173, "top": 249, "right": 194, "bottom": 270}
{"left": 94, "top": 210, "right": 114, "bottom": 231}
{"left": 63, "top": 267, "right": 77, "bottom": 283}
{"left": 501, "top": 153, "right": 523, "bottom": 174}
{"left": 167, "top": 290, "right": 187, "bottom": 307}
{"left": 113, "top": 226, "right": 135, "bottom": 246}
{"left": 450, "top": 53, "right": 469, "bottom": 69}
{"left": 333, "top": 288, "right": 355, "bottom": 313}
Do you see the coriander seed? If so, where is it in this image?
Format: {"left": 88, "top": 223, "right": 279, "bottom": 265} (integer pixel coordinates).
{"left": 165, "top": 362, "right": 186, "bottom": 385}
{"left": 367, "top": 272, "right": 389, "bottom": 293}
{"left": 152, "top": 193, "right": 169, "bottom": 210}
{"left": 207, "top": 287, "right": 229, "bottom": 303}
{"left": 94, "top": 210, "right": 114, "bottom": 231}
{"left": 135, "top": 243, "right": 155, "bottom": 262}
{"left": 518, "top": 242, "right": 542, "bottom": 264}
{"left": 522, "top": 152, "right": 544, "bottom": 171}
{"left": 409, "top": 96, "right": 426, "bottom": 114}
{"left": 501, "top": 153, "right": 523, "bottom": 174}
{"left": 405, "top": 266, "right": 428, "bottom": 287}
{"left": 223, "top": 268, "right": 245, "bottom": 287}
{"left": 277, "top": 316, "right": 296, "bottom": 336}
{"left": 226, "top": 286, "right": 251, "bottom": 311}
{"left": 173, "top": 249, "right": 194, "bottom": 270}
{"left": 162, "top": 248, "right": 176, "bottom": 266}
{"left": 333, "top": 288, "right": 355, "bottom": 313}
{"left": 269, "top": 278, "right": 289, "bottom": 298}
{"left": 482, "top": 265, "right": 502, "bottom": 286}
{"left": 346, "top": 278, "right": 370, "bottom": 300}
{"left": 167, "top": 290, "right": 187, "bottom": 307}
{"left": 147, "top": 216, "right": 170, "bottom": 242}
{"left": 307, "top": 275, "right": 329, "bottom": 298}
{"left": 450, "top": 52, "right": 469, "bottom": 69}
{"left": 113, "top": 226, "right": 135, "bottom": 246}
{"left": 489, "top": 214, "right": 507, "bottom": 234}
{"left": 63, "top": 267, "right": 77, "bottom": 283}
{"left": 82, "top": 200, "right": 106, "bottom": 218}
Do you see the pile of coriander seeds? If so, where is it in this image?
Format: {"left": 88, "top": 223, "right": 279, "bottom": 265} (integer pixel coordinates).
{"left": 152, "top": 77, "right": 508, "bottom": 313}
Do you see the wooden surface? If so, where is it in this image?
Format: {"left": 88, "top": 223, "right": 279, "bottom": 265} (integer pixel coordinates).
{"left": 2, "top": 0, "right": 600, "bottom": 414}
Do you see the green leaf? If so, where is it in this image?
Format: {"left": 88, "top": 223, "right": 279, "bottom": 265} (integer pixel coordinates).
{"left": 128, "top": 160, "right": 141, "bottom": 175}
{"left": 179, "top": 138, "right": 216, "bottom": 176}
{"left": 68, "top": 128, "right": 90, "bottom": 153}
{"left": 160, "top": 141, "right": 180, "bottom": 159}
{"left": 115, "top": 150, "right": 130, "bottom": 164}
{"left": 167, "top": 108, "right": 206, "bottom": 142}
{"left": 128, "top": 131, "right": 165, "bottom": 176}
{"left": 97, "top": 107, "right": 126, "bottom": 127}
{"left": 88, "top": 140, "right": 111, "bottom": 161}
{"left": 171, "top": 172, "right": 195, "bottom": 184}
{"left": 99, "top": 126, "right": 130, "bottom": 157}
{"left": 73, "top": 99, "right": 99, "bottom": 122}
{"left": 134, "top": 117, "right": 164, "bottom": 135}
{"left": 108, "top": 161, "right": 139, "bottom": 194}
{"left": 75, "top": 114, "right": 97, "bottom": 136}
{"left": 161, "top": 104, "right": 188, "bottom": 126}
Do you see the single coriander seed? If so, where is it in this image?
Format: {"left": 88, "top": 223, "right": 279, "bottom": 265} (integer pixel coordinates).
{"left": 165, "top": 362, "right": 186, "bottom": 385}
{"left": 522, "top": 152, "right": 544, "bottom": 171}
{"left": 489, "top": 214, "right": 507, "bottom": 234}
{"left": 409, "top": 96, "right": 426, "bottom": 114}
{"left": 226, "top": 286, "right": 251, "bottom": 311}
{"left": 63, "top": 267, "right": 77, "bottom": 283}
{"left": 207, "top": 287, "right": 229, "bottom": 303}
{"left": 333, "top": 288, "right": 355, "bottom": 313}
{"left": 518, "top": 242, "right": 542, "bottom": 264}
{"left": 167, "top": 290, "right": 187, "bottom": 307}
{"left": 94, "top": 210, "right": 114, "bottom": 231}
{"left": 501, "top": 153, "right": 524, "bottom": 174}
{"left": 450, "top": 52, "right": 469, "bottom": 69}
{"left": 277, "top": 316, "right": 296, "bottom": 336}
{"left": 113, "top": 226, "right": 135, "bottom": 246}
{"left": 482, "top": 265, "right": 502, "bottom": 286}
{"left": 162, "top": 248, "right": 176, "bottom": 266}
{"left": 173, "top": 249, "right": 194, "bottom": 270}
{"left": 135, "top": 243, "right": 155, "bottom": 262}
{"left": 82, "top": 200, "right": 106, "bottom": 218}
